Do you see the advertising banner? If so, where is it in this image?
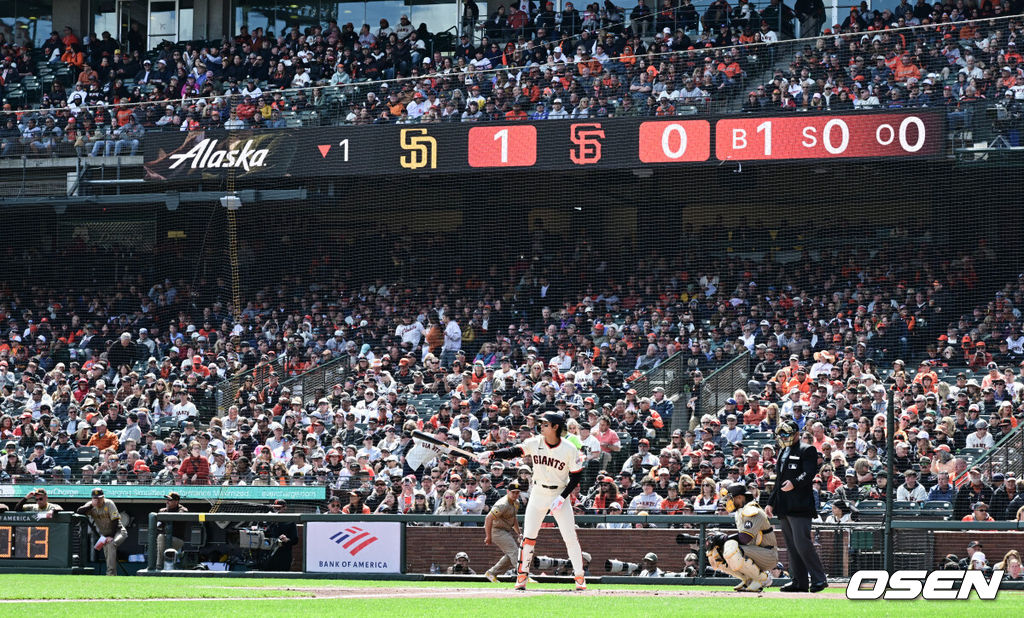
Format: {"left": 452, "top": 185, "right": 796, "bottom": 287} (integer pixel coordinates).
{"left": 304, "top": 521, "right": 402, "bottom": 573}
{"left": 0, "top": 484, "right": 326, "bottom": 501}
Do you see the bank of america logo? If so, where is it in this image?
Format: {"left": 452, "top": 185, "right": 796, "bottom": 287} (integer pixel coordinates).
{"left": 330, "top": 527, "right": 379, "bottom": 556}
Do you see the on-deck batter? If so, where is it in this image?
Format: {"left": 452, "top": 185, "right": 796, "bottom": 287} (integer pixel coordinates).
{"left": 477, "top": 412, "right": 586, "bottom": 591}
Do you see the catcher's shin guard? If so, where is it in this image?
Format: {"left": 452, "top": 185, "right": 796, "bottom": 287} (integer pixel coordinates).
{"left": 723, "top": 540, "right": 769, "bottom": 591}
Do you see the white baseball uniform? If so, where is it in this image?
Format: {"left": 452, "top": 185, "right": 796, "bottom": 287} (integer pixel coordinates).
{"left": 515, "top": 435, "right": 585, "bottom": 579}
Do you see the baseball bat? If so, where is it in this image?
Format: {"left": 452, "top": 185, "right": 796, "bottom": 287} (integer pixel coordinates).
{"left": 411, "top": 430, "right": 478, "bottom": 462}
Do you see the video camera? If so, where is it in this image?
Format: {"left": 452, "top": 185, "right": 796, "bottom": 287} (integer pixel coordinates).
{"left": 605, "top": 559, "right": 640, "bottom": 574}
{"left": 533, "top": 556, "right": 571, "bottom": 571}
{"left": 238, "top": 527, "right": 275, "bottom": 551}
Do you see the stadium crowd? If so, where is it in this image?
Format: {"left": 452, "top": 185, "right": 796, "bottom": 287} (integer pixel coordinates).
{"left": 2, "top": 2, "right": 1024, "bottom": 156}
{"left": 0, "top": 227, "right": 1021, "bottom": 527}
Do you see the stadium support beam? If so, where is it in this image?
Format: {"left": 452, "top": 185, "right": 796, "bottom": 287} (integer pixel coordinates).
{"left": 884, "top": 382, "right": 895, "bottom": 573}
{"left": 0, "top": 189, "right": 307, "bottom": 209}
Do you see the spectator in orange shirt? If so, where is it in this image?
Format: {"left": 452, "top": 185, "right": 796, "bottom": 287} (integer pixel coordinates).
{"left": 504, "top": 103, "right": 527, "bottom": 120}
{"left": 743, "top": 399, "right": 767, "bottom": 424}
{"left": 962, "top": 501, "right": 994, "bottom": 522}
{"left": 61, "top": 44, "right": 85, "bottom": 68}
{"left": 785, "top": 366, "right": 814, "bottom": 395}
{"left": 894, "top": 52, "right": 921, "bottom": 83}
{"left": 743, "top": 450, "right": 765, "bottom": 478}
{"left": 86, "top": 419, "right": 119, "bottom": 451}
{"left": 659, "top": 484, "right": 688, "bottom": 513}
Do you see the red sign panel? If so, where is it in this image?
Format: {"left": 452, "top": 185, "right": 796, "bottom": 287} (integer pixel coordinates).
{"left": 467, "top": 126, "right": 537, "bottom": 167}
{"left": 715, "top": 114, "right": 942, "bottom": 161}
{"left": 638, "top": 120, "right": 711, "bottom": 163}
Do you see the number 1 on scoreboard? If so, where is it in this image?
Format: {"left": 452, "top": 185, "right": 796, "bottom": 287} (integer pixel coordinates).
{"left": 493, "top": 129, "right": 508, "bottom": 164}
{"left": 757, "top": 121, "right": 771, "bottom": 156}
{"left": 468, "top": 126, "right": 537, "bottom": 167}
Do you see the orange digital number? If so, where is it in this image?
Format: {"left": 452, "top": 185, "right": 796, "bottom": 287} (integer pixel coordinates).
{"left": 29, "top": 527, "right": 48, "bottom": 559}
{"left": 0, "top": 527, "right": 11, "bottom": 558}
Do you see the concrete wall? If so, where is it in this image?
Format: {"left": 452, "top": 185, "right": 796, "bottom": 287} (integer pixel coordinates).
{"left": 52, "top": 0, "right": 90, "bottom": 38}
{"left": 404, "top": 526, "right": 1023, "bottom": 576}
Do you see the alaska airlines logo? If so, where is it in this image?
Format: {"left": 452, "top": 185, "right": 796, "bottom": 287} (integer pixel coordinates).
{"left": 168, "top": 138, "right": 269, "bottom": 171}
{"left": 329, "top": 526, "right": 380, "bottom": 556}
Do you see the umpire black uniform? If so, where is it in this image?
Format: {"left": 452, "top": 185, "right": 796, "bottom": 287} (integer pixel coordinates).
{"left": 767, "top": 421, "right": 827, "bottom": 592}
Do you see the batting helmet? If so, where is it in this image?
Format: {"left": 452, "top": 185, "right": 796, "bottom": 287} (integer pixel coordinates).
{"left": 541, "top": 412, "right": 567, "bottom": 436}
{"left": 726, "top": 482, "right": 753, "bottom": 500}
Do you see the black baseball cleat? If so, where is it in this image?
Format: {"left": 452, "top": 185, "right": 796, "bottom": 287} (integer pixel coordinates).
{"left": 778, "top": 582, "right": 808, "bottom": 593}
{"left": 808, "top": 581, "right": 829, "bottom": 593}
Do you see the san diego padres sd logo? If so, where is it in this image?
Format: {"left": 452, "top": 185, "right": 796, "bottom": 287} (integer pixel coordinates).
{"left": 569, "top": 123, "right": 605, "bottom": 165}
{"left": 399, "top": 128, "right": 437, "bottom": 170}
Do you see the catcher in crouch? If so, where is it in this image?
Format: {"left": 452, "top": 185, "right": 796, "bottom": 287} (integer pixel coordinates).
{"left": 706, "top": 483, "right": 779, "bottom": 592}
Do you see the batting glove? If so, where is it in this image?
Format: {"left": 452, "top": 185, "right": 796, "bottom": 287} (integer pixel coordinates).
{"left": 549, "top": 495, "right": 566, "bottom": 513}
{"left": 475, "top": 451, "right": 492, "bottom": 465}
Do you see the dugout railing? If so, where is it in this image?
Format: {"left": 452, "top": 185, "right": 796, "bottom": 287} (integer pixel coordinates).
{"left": 143, "top": 511, "right": 1024, "bottom": 584}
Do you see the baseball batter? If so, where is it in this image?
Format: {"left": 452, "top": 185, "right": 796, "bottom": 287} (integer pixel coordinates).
{"left": 706, "top": 483, "right": 778, "bottom": 592}
{"left": 477, "top": 412, "right": 586, "bottom": 591}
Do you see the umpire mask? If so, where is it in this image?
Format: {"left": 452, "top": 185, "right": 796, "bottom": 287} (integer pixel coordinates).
{"left": 776, "top": 420, "right": 799, "bottom": 449}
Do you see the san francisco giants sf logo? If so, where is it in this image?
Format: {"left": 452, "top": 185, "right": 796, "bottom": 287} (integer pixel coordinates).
{"left": 399, "top": 128, "right": 437, "bottom": 170}
{"left": 569, "top": 123, "right": 605, "bottom": 165}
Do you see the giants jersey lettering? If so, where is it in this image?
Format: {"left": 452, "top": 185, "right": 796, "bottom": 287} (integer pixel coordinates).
{"left": 520, "top": 435, "right": 582, "bottom": 488}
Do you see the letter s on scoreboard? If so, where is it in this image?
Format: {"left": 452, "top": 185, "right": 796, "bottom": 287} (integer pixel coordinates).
{"left": 638, "top": 120, "right": 711, "bottom": 163}
{"left": 714, "top": 113, "right": 943, "bottom": 161}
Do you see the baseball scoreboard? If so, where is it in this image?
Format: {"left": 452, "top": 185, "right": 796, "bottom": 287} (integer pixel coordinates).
{"left": 0, "top": 512, "right": 91, "bottom": 572}
{"left": 144, "top": 111, "right": 944, "bottom": 181}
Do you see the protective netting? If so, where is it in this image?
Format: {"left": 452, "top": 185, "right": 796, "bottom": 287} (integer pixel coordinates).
{"left": 3, "top": 10, "right": 1024, "bottom": 582}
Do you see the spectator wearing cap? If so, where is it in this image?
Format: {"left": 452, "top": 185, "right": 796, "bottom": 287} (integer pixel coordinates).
{"left": 263, "top": 499, "right": 298, "bottom": 571}
{"left": 46, "top": 431, "right": 77, "bottom": 472}
{"left": 597, "top": 501, "right": 629, "bottom": 528}
{"left": 722, "top": 413, "right": 744, "bottom": 442}
{"left": 447, "top": 551, "right": 475, "bottom": 574}
{"left": 834, "top": 468, "right": 864, "bottom": 504}
{"left": 651, "top": 386, "right": 674, "bottom": 422}
{"left": 156, "top": 491, "right": 189, "bottom": 563}
{"left": 629, "top": 478, "right": 663, "bottom": 513}
{"left": 658, "top": 483, "right": 687, "bottom": 513}
{"left": 743, "top": 449, "right": 765, "bottom": 479}
{"left": 86, "top": 419, "right": 119, "bottom": 451}
{"left": 962, "top": 501, "right": 994, "bottom": 522}
{"left": 25, "top": 441, "right": 56, "bottom": 474}
{"left": 966, "top": 420, "right": 994, "bottom": 449}
{"left": 896, "top": 469, "right": 927, "bottom": 502}
{"left": 990, "top": 473, "right": 1018, "bottom": 520}
{"left": 954, "top": 468, "right": 994, "bottom": 520}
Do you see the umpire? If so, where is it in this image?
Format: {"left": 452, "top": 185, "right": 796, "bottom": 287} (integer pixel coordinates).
{"left": 766, "top": 420, "right": 827, "bottom": 592}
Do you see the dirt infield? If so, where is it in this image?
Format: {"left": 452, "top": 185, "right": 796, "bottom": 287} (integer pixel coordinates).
{"left": 0, "top": 585, "right": 838, "bottom": 603}
{"left": 229, "top": 586, "right": 838, "bottom": 600}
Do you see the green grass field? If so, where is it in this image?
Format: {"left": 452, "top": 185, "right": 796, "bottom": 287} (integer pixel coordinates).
{"left": 0, "top": 575, "right": 1017, "bottom": 616}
